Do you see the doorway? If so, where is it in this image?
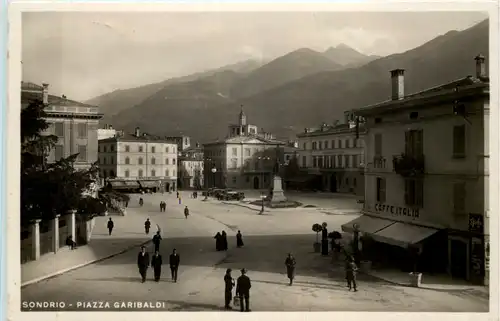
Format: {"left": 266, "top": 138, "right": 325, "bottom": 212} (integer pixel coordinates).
{"left": 166, "top": 182, "right": 170, "bottom": 192}
{"left": 253, "top": 177, "right": 260, "bottom": 189}
{"left": 330, "top": 174, "right": 337, "bottom": 193}
{"left": 450, "top": 239, "right": 468, "bottom": 280}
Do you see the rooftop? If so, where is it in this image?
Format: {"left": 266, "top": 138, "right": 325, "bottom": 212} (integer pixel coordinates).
{"left": 204, "top": 134, "right": 286, "bottom": 146}
{"left": 99, "top": 132, "right": 179, "bottom": 144}
{"left": 21, "top": 89, "right": 97, "bottom": 108}
{"left": 297, "top": 122, "right": 366, "bottom": 138}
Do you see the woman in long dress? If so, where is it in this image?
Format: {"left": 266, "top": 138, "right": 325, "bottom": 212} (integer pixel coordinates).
{"left": 285, "top": 253, "right": 297, "bottom": 286}
{"left": 221, "top": 231, "right": 228, "bottom": 251}
{"left": 236, "top": 230, "right": 244, "bottom": 248}
{"left": 214, "top": 232, "right": 222, "bottom": 251}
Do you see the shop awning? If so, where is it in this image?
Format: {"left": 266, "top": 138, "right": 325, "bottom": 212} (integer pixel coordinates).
{"left": 123, "top": 181, "right": 140, "bottom": 189}
{"left": 109, "top": 180, "right": 140, "bottom": 189}
{"left": 341, "top": 215, "right": 395, "bottom": 234}
{"left": 371, "top": 222, "right": 439, "bottom": 248}
{"left": 139, "top": 180, "right": 160, "bottom": 189}
{"left": 108, "top": 181, "right": 126, "bottom": 189}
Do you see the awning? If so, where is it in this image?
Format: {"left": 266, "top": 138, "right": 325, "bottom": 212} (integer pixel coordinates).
{"left": 371, "top": 222, "right": 439, "bottom": 248}
{"left": 341, "top": 215, "right": 394, "bottom": 234}
{"left": 123, "top": 181, "right": 140, "bottom": 189}
{"left": 108, "top": 181, "right": 126, "bottom": 189}
{"left": 139, "top": 180, "right": 160, "bottom": 189}
{"left": 108, "top": 180, "right": 139, "bottom": 189}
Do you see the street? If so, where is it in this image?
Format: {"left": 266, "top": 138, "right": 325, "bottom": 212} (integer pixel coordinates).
{"left": 20, "top": 191, "right": 489, "bottom": 312}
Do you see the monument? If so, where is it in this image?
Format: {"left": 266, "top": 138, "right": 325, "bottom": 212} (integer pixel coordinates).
{"left": 268, "top": 159, "right": 287, "bottom": 203}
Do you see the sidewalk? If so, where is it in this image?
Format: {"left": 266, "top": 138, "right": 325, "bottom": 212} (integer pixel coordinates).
{"left": 363, "top": 267, "right": 489, "bottom": 296}
{"left": 21, "top": 212, "right": 157, "bottom": 287}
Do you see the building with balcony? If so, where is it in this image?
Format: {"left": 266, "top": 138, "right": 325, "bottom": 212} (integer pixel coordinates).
{"left": 178, "top": 143, "right": 204, "bottom": 189}
{"left": 344, "top": 55, "right": 490, "bottom": 285}
{"left": 21, "top": 82, "right": 103, "bottom": 171}
{"left": 295, "top": 115, "right": 366, "bottom": 197}
{"left": 203, "top": 109, "right": 286, "bottom": 189}
{"left": 98, "top": 127, "right": 178, "bottom": 192}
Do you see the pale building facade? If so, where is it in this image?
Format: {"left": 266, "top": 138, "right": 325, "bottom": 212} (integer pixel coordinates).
{"left": 178, "top": 144, "right": 204, "bottom": 189}
{"left": 346, "top": 55, "right": 489, "bottom": 285}
{"left": 98, "top": 124, "right": 121, "bottom": 140}
{"left": 98, "top": 127, "right": 178, "bottom": 192}
{"left": 21, "top": 82, "right": 102, "bottom": 171}
{"left": 296, "top": 117, "right": 366, "bottom": 197}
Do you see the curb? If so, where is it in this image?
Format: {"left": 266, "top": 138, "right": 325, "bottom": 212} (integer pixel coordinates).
{"left": 21, "top": 239, "right": 152, "bottom": 288}
{"left": 221, "top": 201, "right": 268, "bottom": 213}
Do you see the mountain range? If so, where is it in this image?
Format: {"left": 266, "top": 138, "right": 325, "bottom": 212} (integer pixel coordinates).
{"left": 89, "top": 20, "right": 489, "bottom": 143}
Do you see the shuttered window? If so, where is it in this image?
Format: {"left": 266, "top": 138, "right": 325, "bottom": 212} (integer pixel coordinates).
{"left": 453, "top": 125, "right": 466, "bottom": 157}
{"left": 405, "top": 179, "right": 424, "bottom": 207}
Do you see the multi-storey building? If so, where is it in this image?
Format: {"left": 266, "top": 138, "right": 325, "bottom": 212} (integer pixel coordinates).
{"left": 21, "top": 82, "right": 102, "bottom": 171}
{"left": 165, "top": 135, "right": 191, "bottom": 152}
{"left": 98, "top": 127, "right": 178, "bottom": 192}
{"left": 98, "top": 124, "right": 121, "bottom": 140}
{"left": 344, "top": 55, "right": 490, "bottom": 285}
{"left": 203, "top": 109, "right": 286, "bottom": 189}
{"left": 296, "top": 116, "right": 366, "bottom": 197}
{"left": 178, "top": 143, "right": 204, "bottom": 189}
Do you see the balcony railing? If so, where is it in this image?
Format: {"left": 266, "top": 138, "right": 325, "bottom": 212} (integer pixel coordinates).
{"left": 392, "top": 154, "right": 425, "bottom": 177}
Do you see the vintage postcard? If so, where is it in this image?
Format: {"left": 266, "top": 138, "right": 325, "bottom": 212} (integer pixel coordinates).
{"left": 5, "top": 2, "right": 499, "bottom": 321}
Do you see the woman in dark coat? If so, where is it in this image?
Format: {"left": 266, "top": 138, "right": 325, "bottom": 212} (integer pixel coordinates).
{"left": 284, "top": 253, "right": 296, "bottom": 285}
{"left": 214, "top": 232, "right": 222, "bottom": 251}
{"left": 221, "top": 231, "right": 228, "bottom": 251}
{"left": 236, "top": 230, "right": 244, "bottom": 248}
{"left": 151, "top": 250, "right": 163, "bottom": 282}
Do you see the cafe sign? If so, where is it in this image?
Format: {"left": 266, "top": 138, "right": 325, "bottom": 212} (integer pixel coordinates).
{"left": 374, "top": 203, "right": 419, "bottom": 219}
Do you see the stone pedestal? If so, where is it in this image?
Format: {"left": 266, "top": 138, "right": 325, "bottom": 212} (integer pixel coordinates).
{"left": 52, "top": 215, "right": 60, "bottom": 253}
{"left": 31, "top": 219, "right": 42, "bottom": 261}
{"left": 269, "top": 176, "right": 287, "bottom": 202}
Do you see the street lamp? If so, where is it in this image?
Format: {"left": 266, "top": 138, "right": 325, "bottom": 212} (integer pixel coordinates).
{"left": 211, "top": 167, "right": 217, "bottom": 189}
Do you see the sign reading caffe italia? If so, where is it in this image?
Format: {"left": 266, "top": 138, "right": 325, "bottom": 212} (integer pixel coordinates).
{"left": 374, "top": 203, "right": 420, "bottom": 219}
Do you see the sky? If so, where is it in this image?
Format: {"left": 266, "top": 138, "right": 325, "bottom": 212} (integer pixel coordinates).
{"left": 21, "top": 11, "right": 488, "bottom": 102}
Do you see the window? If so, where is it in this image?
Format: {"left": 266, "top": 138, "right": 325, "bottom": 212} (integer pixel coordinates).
{"left": 374, "top": 133, "right": 382, "bottom": 156}
{"left": 339, "top": 140, "right": 343, "bottom": 149}
{"left": 405, "top": 130, "right": 423, "bottom": 156}
{"left": 319, "top": 141, "right": 323, "bottom": 150}
{"left": 55, "top": 123, "right": 64, "bottom": 137}
{"left": 332, "top": 156, "right": 336, "bottom": 168}
{"left": 325, "top": 141, "right": 329, "bottom": 149}
{"left": 165, "top": 169, "right": 170, "bottom": 177}
{"left": 353, "top": 155, "right": 358, "bottom": 168}
{"left": 139, "top": 146, "right": 143, "bottom": 153}
{"left": 245, "top": 148, "right": 251, "bottom": 156}
{"left": 125, "top": 145, "right": 130, "bottom": 152}
{"left": 302, "top": 156, "right": 307, "bottom": 167}
{"left": 232, "top": 177, "right": 237, "bottom": 184}
{"left": 312, "top": 156, "right": 317, "bottom": 168}
{"left": 453, "top": 125, "right": 466, "bottom": 158}
{"left": 231, "top": 159, "right": 238, "bottom": 169}
{"left": 103, "top": 157, "right": 107, "bottom": 165}
{"left": 376, "top": 177, "right": 386, "bottom": 203}
{"left": 173, "top": 147, "right": 176, "bottom": 154}
{"left": 138, "top": 169, "right": 143, "bottom": 177}
{"left": 344, "top": 155, "right": 350, "bottom": 168}
{"left": 303, "top": 143, "right": 307, "bottom": 150}
{"left": 54, "top": 145, "right": 63, "bottom": 161}
{"left": 125, "top": 170, "right": 130, "bottom": 178}
{"left": 331, "top": 140, "right": 335, "bottom": 149}
{"left": 453, "top": 182, "right": 466, "bottom": 213}
{"left": 337, "top": 155, "right": 342, "bottom": 167}
{"left": 405, "top": 179, "right": 424, "bottom": 207}
{"left": 152, "top": 146, "right": 156, "bottom": 153}
{"left": 138, "top": 157, "right": 143, "bottom": 165}
{"left": 77, "top": 123, "right": 88, "bottom": 138}
{"left": 232, "top": 147, "right": 238, "bottom": 156}
{"left": 103, "top": 146, "right": 107, "bottom": 153}
{"left": 165, "top": 158, "right": 169, "bottom": 165}
{"left": 110, "top": 157, "right": 114, "bottom": 165}
{"left": 173, "top": 159, "right": 176, "bottom": 165}
{"left": 151, "top": 170, "right": 156, "bottom": 177}
{"left": 165, "top": 146, "right": 170, "bottom": 153}
{"left": 173, "top": 169, "right": 176, "bottom": 176}
{"left": 312, "top": 142, "right": 317, "bottom": 150}
{"left": 77, "top": 145, "right": 87, "bottom": 162}
{"left": 345, "top": 139, "right": 350, "bottom": 148}
{"left": 318, "top": 157, "right": 323, "bottom": 168}
{"left": 110, "top": 145, "right": 115, "bottom": 152}
{"left": 125, "top": 157, "right": 130, "bottom": 165}
{"left": 151, "top": 157, "right": 156, "bottom": 165}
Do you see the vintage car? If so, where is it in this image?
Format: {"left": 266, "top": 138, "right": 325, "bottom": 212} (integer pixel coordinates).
{"left": 221, "top": 191, "right": 245, "bottom": 201}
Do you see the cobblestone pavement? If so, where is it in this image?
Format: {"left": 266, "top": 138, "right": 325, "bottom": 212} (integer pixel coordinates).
{"left": 20, "top": 191, "right": 488, "bottom": 312}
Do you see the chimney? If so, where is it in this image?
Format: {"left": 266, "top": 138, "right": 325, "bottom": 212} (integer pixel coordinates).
{"left": 475, "top": 54, "right": 486, "bottom": 78}
{"left": 135, "top": 127, "right": 140, "bottom": 137}
{"left": 42, "top": 83, "right": 49, "bottom": 104}
{"left": 390, "top": 69, "right": 405, "bottom": 100}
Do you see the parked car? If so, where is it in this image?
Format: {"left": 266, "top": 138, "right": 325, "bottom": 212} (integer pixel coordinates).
{"left": 202, "top": 188, "right": 216, "bottom": 196}
{"left": 214, "top": 189, "right": 230, "bottom": 199}
{"left": 222, "top": 191, "right": 245, "bottom": 201}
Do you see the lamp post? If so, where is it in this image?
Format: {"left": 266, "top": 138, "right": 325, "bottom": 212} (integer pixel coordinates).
{"left": 211, "top": 167, "right": 217, "bottom": 189}
{"left": 203, "top": 158, "right": 211, "bottom": 201}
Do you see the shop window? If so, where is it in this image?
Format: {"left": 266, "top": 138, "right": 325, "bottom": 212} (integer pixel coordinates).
{"left": 376, "top": 177, "right": 386, "bottom": 203}
{"left": 405, "top": 179, "right": 424, "bottom": 207}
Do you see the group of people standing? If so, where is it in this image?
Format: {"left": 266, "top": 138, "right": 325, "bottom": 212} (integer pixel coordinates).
{"left": 137, "top": 246, "right": 181, "bottom": 283}
{"left": 214, "top": 230, "right": 244, "bottom": 251}
{"left": 224, "top": 268, "right": 252, "bottom": 312}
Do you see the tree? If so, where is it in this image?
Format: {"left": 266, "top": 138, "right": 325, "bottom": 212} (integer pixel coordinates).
{"left": 21, "top": 100, "right": 100, "bottom": 226}
{"left": 283, "top": 154, "right": 300, "bottom": 180}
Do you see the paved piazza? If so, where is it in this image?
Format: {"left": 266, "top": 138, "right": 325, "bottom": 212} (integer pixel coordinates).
{"left": 21, "top": 191, "right": 489, "bottom": 312}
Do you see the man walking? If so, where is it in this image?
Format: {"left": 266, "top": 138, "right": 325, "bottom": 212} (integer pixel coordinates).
{"left": 236, "top": 268, "right": 251, "bottom": 312}
{"left": 284, "top": 253, "right": 296, "bottom": 286}
{"left": 152, "top": 231, "right": 162, "bottom": 252}
{"left": 137, "top": 246, "right": 150, "bottom": 283}
{"left": 151, "top": 250, "right": 163, "bottom": 282}
{"left": 184, "top": 206, "right": 189, "bottom": 219}
{"left": 107, "top": 218, "right": 114, "bottom": 236}
{"left": 145, "top": 218, "right": 151, "bottom": 234}
{"left": 224, "top": 268, "right": 235, "bottom": 309}
{"left": 169, "top": 248, "right": 180, "bottom": 282}
{"left": 345, "top": 256, "right": 358, "bottom": 292}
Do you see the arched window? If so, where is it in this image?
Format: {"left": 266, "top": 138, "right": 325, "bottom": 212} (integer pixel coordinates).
{"left": 151, "top": 157, "right": 156, "bottom": 165}
{"left": 165, "top": 158, "right": 169, "bottom": 165}
{"left": 125, "top": 170, "right": 130, "bottom": 178}
{"left": 138, "top": 169, "right": 143, "bottom": 177}
{"left": 125, "top": 157, "right": 130, "bottom": 165}
{"left": 151, "top": 169, "right": 156, "bottom": 177}
{"left": 138, "top": 157, "right": 143, "bottom": 165}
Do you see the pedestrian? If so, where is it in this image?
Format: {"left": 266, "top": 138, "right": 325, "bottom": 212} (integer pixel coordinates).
{"left": 179, "top": 197, "right": 182, "bottom": 205}
{"left": 65, "top": 235, "right": 76, "bottom": 250}
{"left": 125, "top": 200, "right": 129, "bottom": 208}
{"left": 194, "top": 191, "right": 198, "bottom": 199}
{"left": 345, "top": 256, "right": 358, "bottom": 292}
{"left": 284, "top": 253, "right": 296, "bottom": 286}
{"left": 151, "top": 250, "right": 163, "bottom": 282}
{"left": 184, "top": 206, "right": 189, "bottom": 219}
{"left": 169, "top": 248, "right": 180, "bottom": 282}
{"left": 159, "top": 201, "right": 163, "bottom": 212}
{"left": 224, "top": 268, "right": 235, "bottom": 309}
{"left": 107, "top": 218, "right": 114, "bottom": 235}
{"left": 139, "top": 197, "right": 144, "bottom": 207}
{"left": 214, "top": 232, "right": 222, "bottom": 251}
{"left": 221, "top": 230, "right": 228, "bottom": 251}
{"left": 137, "top": 246, "right": 150, "bottom": 283}
{"left": 176, "top": 191, "right": 179, "bottom": 199}
{"left": 236, "top": 230, "right": 244, "bottom": 248}
{"left": 236, "top": 268, "right": 251, "bottom": 312}
{"left": 145, "top": 218, "right": 151, "bottom": 234}
{"left": 152, "top": 231, "right": 162, "bottom": 252}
